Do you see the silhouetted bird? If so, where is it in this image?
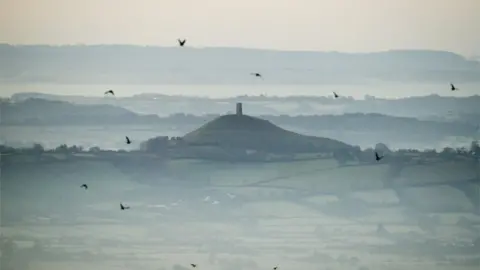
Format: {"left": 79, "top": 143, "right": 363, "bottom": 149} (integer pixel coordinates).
{"left": 120, "top": 203, "right": 130, "bottom": 210}
{"left": 251, "top": 73, "right": 262, "bottom": 78}
{"left": 450, "top": 83, "right": 458, "bottom": 91}
{"left": 104, "top": 90, "right": 115, "bottom": 96}
{"left": 80, "top": 184, "right": 88, "bottom": 190}
{"left": 333, "top": 92, "right": 339, "bottom": 98}
{"left": 178, "top": 39, "right": 187, "bottom": 47}
{"left": 273, "top": 267, "right": 278, "bottom": 270}
{"left": 375, "top": 152, "right": 384, "bottom": 161}
{"left": 190, "top": 264, "right": 197, "bottom": 268}
{"left": 125, "top": 136, "right": 131, "bottom": 144}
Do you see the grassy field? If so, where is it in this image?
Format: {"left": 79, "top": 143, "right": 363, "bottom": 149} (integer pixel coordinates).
{"left": 1, "top": 157, "right": 479, "bottom": 270}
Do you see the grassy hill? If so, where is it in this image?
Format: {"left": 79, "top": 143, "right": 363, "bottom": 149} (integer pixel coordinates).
{"left": 183, "top": 114, "right": 353, "bottom": 154}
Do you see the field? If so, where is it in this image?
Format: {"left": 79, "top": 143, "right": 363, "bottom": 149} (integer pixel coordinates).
{"left": 1, "top": 157, "right": 479, "bottom": 270}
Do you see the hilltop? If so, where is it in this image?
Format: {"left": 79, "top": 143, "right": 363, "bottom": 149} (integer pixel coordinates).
{"left": 183, "top": 112, "right": 353, "bottom": 154}
{"left": 1, "top": 44, "right": 479, "bottom": 84}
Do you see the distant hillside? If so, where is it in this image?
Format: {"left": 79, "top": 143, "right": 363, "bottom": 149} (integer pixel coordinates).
{"left": 2, "top": 98, "right": 477, "bottom": 137}
{"left": 1, "top": 44, "right": 479, "bottom": 84}
{"left": 0, "top": 98, "right": 160, "bottom": 125}
{"left": 8, "top": 92, "right": 480, "bottom": 122}
{"left": 183, "top": 114, "right": 354, "bottom": 154}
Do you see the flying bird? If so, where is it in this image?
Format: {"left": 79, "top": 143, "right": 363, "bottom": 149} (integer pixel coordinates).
{"left": 104, "top": 90, "right": 115, "bottom": 96}
{"left": 125, "top": 136, "right": 131, "bottom": 144}
{"left": 273, "top": 267, "right": 278, "bottom": 270}
{"left": 80, "top": 184, "right": 88, "bottom": 190}
{"left": 375, "top": 152, "right": 384, "bottom": 161}
{"left": 178, "top": 39, "right": 187, "bottom": 47}
{"left": 251, "top": 73, "right": 263, "bottom": 79}
{"left": 333, "top": 92, "right": 339, "bottom": 98}
{"left": 450, "top": 83, "right": 458, "bottom": 91}
{"left": 120, "top": 203, "right": 130, "bottom": 210}
{"left": 190, "top": 264, "right": 197, "bottom": 268}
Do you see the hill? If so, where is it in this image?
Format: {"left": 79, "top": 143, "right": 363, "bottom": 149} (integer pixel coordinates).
{"left": 1, "top": 44, "right": 479, "bottom": 84}
{"left": 1, "top": 98, "right": 478, "bottom": 151}
{"left": 0, "top": 98, "right": 160, "bottom": 125}
{"left": 183, "top": 111, "right": 353, "bottom": 154}
{"left": 7, "top": 92, "right": 480, "bottom": 122}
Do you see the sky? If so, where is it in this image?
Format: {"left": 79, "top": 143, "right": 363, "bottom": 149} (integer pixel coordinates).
{"left": 1, "top": 0, "right": 479, "bottom": 56}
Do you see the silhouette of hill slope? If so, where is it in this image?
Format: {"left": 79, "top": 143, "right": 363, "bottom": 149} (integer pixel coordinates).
{"left": 183, "top": 114, "right": 353, "bottom": 153}
{"left": 0, "top": 98, "right": 160, "bottom": 125}
{"left": 1, "top": 44, "right": 479, "bottom": 84}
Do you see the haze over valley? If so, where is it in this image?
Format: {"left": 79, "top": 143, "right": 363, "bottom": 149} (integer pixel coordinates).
{"left": 2, "top": 1, "right": 480, "bottom": 269}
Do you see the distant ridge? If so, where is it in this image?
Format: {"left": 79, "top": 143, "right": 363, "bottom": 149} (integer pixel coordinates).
{"left": 1, "top": 44, "right": 479, "bottom": 84}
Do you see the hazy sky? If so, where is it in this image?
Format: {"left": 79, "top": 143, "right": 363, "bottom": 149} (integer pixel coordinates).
{"left": 1, "top": 0, "right": 479, "bottom": 56}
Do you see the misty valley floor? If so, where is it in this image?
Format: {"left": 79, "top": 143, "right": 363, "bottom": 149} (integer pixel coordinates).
{"left": 1, "top": 157, "right": 480, "bottom": 270}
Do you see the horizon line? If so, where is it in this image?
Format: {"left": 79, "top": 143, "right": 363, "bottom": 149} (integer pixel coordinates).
{"left": 0, "top": 43, "right": 467, "bottom": 57}
{"left": 5, "top": 91, "right": 479, "bottom": 101}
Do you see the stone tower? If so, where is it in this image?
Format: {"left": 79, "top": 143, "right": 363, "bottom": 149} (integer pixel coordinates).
{"left": 236, "top": 102, "right": 243, "bottom": 116}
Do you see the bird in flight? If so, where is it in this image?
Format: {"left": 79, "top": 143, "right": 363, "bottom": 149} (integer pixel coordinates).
{"left": 190, "top": 264, "right": 197, "bottom": 268}
{"left": 375, "top": 152, "right": 384, "bottom": 161}
{"left": 450, "top": 83, "right": 458, "bottom": 91}
{"left": 333, "top": 92, "right": 339, "bottom": 98}
{"left": 104, "top": 90, "right": 115, "bottom": 96}
{"left": 178, "top": 39, "right": 187, "bottom": 47}
{"left": 120, "top": 203, "right": 130, "bottom": 210}
{"left": 80, "top": 184, "right": 88, "bottom": 190}
{"left": 251, "top": 73, "right": 262, "bottom": 79}
{"left": 125, "top": 136, "right": 131, "bottom": 144}
{"left": 273, "top": 267, "right": 278, "bottom": 270}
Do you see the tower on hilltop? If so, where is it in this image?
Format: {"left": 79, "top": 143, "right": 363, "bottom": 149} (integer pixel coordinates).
{"left": 236, "top": 102, "right": 243, "bottom": 116}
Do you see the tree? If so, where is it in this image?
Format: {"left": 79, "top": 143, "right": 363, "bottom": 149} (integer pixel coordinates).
{"left": 30, "top": 143, "right": 44, "bottom": 160}
{"left": 88, "top": 146, "right": 101, "bottom": 153}
{"left": 375, "top": 143, "right": 392, "bottom": 155}
{"left": 54, "top": 144, "right": 69, "bottom": 154}
{"left": 470, "top": 140, "right": 479, "bottom": 157}
{"left": 439, "top": 147, "right": 456, "bottom": 160}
